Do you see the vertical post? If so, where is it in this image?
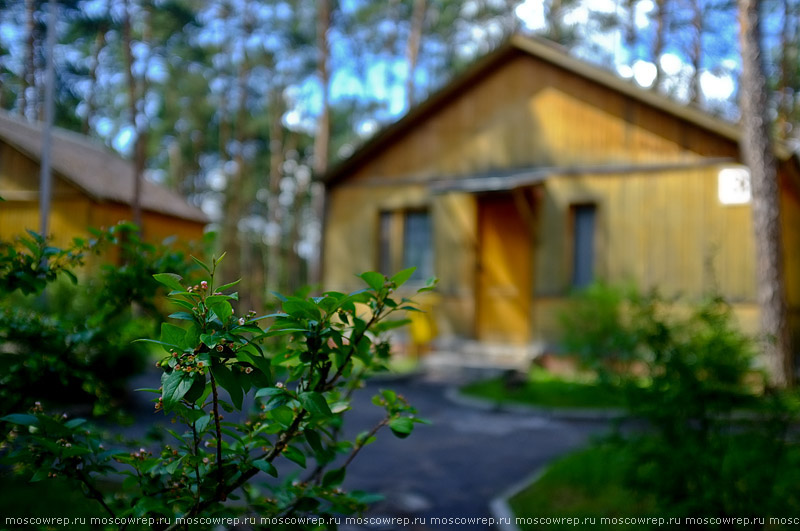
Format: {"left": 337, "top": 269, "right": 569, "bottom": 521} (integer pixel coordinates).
{"left": 39, "top": 0, "right": 57, "bottom": 238}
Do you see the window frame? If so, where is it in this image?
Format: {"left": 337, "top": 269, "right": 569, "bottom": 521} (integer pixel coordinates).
{"left": 376, "top": 207, "right": 433, "bottom": 283}
{"left": 569, "top": 203, "right": 597, "bottom": 290}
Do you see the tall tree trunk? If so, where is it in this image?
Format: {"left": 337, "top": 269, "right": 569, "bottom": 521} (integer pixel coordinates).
{"left": 405, "top": 0, "right": 426, "bottom": 110}
{"left": 688, "top": 0, "right": 703, "bottom": 104}
{"left": 266, "top": 86, "right": 285, "bottom": 293}
{"left": 314, "top": 0, "right": 331, "bottom": 175}
{"left": 776, "top": 0, "right": 795, "bottom": 140}
{"left": 84, "top": 24, "right": 106, "bottom": 135}
{"left": 22, "top": 0, "right": 35, "bottom": 118}
{"left": 122, "top": 0, "right": 143, "bottom": 231}
{"left": 310, "top": 0, "right": 331, "bottom": 287}
{"left": 738, "top": 0, "right": 793, "bottom": 387}
{"left": 220, "top": 60, "right": 248, "bottom": 288}
{"left": 651, "top": 0, "right": 667, "bottom": 91}
{"left": 547, "top": 0, "right": 563, "bottom": 43}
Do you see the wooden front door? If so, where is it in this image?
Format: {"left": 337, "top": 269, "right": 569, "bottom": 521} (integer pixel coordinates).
{"left": 476, "top": 193, "right": 532, "bottom": 344}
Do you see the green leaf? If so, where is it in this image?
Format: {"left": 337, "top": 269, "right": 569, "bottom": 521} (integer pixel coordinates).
{"left": 210, "top": 364, "right": 243, "bottom": 410}
{"left": 153, "top": 273, "right": 185, "bottom": 292}
{"left": 236, "top": 350, "right": 272, "bottom": 381}
{"left": 170, "top": 298, "right": 195, "bottom": 311}
{"left": 255, "top": 387, "right": 288, "bottom": 399}
{"left": 1, "top": 414, "right": 39, "bottom": 427}
{"left": 389, "top": 417, "right": 414, "bottom": 438}
{"left": 64, "top": 418, "right": 87, "bottom": 429}
{"left": 162, "top": 371, "right": 194, "bottom": 411}
{"left": 282, "top": 298, "right": 321, "bottom": 320}
{"left": 200, "top": 333, "right": 219, "bottom": 349}
{"left": 165, "top": 455, "right": 184, "bottom": 474}
{"left": 283, "top": 445, "right": 307, "bottom": 468}
{"left": 417, "top": 277, "right": 439, "bottom": 292}
{"left": 322, "top": 467, "right": 346, "bottom": 488}
{"left": 271, "top": 405, "right": 295, "bottom": 427}
{"left": 216, "top": 279, "right": 241, "bottom": 292}
{"left": 298, "top": 392, "right": 332, "bottom": 417}
{"left": 304, "top": 430, "right": 324, "bottom": 456}
{"left": 160, "top": 323, "right": 187, "bottom": 351}
{"left": 191, "top": 255, "right": 211, "bottom": 273}
{"left": 390, "top": 267, "right": 416, "bottom": 287}
{"left": 206, "top": 294, "right": 236, "bottom": 305}
{"left": 194, "top": 413, "right": 212, "bottom": 433}
{"left": 183, "top": 376, "right": 207, "bottom": 404}
{"left": 373, "top": 318, "right": 412, "bottom": 333}
{"left": 168, "top": 312, "right": 195, "bottom": 321}
{"left": 252, "top": 459, "right": 278, "bottom": 477}
{"left": 30, "top": 468, "right": 49, "bottom": 482}
{"left": 210, "top": 301, "right": 233, "bottom": 323}
{"left": 358, "top": 271, "right": 385, "bottom": 291}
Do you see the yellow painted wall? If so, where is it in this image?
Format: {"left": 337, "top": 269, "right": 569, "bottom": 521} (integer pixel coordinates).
{"left": 324, "top": 50, "right": 797, "bottom": 348}
{"left": 536, "top": 166, "right": 756, "bottom": 300}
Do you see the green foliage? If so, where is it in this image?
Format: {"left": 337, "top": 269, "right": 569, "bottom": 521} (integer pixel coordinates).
{"left": 460, "top": 367, "right": 626, "bottom": 410}
{"left": 0, "top": 229, "right": 91, "bottom": 296}
{"left": 558, "top": 282, "right": 642, "bottom": 383}
{"left": 0, "top": 223, "right": 200, "bottom": 417}
{"left": 1, "top": 261, "right": 432, "bottom": 527}
{"left": 560, "top": 284, "right": 800, "bottom": 522}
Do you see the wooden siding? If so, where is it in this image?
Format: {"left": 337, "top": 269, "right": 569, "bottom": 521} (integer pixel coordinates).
{"left": 341, "top": 53, "right": 739, "bottom": 186}
{"left": 323, "top": 47, "right": 798, "bottom": 348}
{"left": 536, "top": 165, "right": 756, "bottom": 300}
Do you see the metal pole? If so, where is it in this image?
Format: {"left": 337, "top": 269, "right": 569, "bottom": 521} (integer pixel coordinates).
{"left": 39, "top": 0, "right": 57, "bottom": 237}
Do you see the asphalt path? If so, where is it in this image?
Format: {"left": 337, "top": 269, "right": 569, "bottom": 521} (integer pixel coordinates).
{"left": 337, "top": 371, "right": 611, "bottom": 530}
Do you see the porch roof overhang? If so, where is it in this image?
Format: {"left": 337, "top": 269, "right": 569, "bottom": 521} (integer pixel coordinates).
{"left": 428, "top": 158, "right": 736, "bottom": 194}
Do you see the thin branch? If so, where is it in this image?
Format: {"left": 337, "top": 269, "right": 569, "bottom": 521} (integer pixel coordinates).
{"left": 76, "top": 469, "right": 117, "bottom": 519}
{"left": 209, "top": 374, "right": 224, "bottom": 500}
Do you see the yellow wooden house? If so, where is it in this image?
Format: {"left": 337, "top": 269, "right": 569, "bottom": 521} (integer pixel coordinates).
{"left": 322, "top": 35, "right": 800, "bottom": 361}
{"left": 0, "top": 110, "right": 208, "bottom": 248}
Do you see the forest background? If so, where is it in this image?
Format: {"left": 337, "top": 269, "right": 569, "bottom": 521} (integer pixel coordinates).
{"left": 2, "top": 0, "right": 799, "bottom": 311}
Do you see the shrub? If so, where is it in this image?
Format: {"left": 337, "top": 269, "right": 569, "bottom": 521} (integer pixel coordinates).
{"left": 0, "top": 224, "right": 200, "bottom": 416}
{"left": 561, "top": 284, "right": 800, "bottom": 521}
{"left": 1, "top": 259, "right": 433, "bottom": 527}
{"left": 558, "top": 282, "right": 642, "bottom": 383}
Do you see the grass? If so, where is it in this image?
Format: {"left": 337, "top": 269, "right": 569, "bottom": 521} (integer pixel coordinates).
{"left": 510, "top": 444, "right": 657, "bottom": 530}
{"left": 461, "top": 367, "right": 627, "bottom": 409}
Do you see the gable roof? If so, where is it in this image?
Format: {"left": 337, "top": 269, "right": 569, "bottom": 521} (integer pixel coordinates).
{"left": 324, "top": 34, "right": 796, "bottom": 187}
{"left": 0, "top": 110, "right": 208, "bottom": 224}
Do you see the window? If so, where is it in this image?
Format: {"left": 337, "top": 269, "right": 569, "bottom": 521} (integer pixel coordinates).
{"left": 378, "top": 209, "right": 433, "bottom": 282}
{"left": 571, "top": 204, "right": 596, "bottom": 289}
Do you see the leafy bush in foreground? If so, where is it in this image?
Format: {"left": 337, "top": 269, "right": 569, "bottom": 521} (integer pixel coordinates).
{"left": 2, "top": 257, "right": 433, "bottom": 529}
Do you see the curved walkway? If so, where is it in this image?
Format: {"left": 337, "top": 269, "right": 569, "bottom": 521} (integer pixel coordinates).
{"left": 340, "top": 371, "right": 614, "bottom": 530}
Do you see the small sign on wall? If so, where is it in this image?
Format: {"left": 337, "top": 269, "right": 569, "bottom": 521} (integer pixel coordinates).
{"left": 718, "top": 167, "right": 751, "bottom": 205}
